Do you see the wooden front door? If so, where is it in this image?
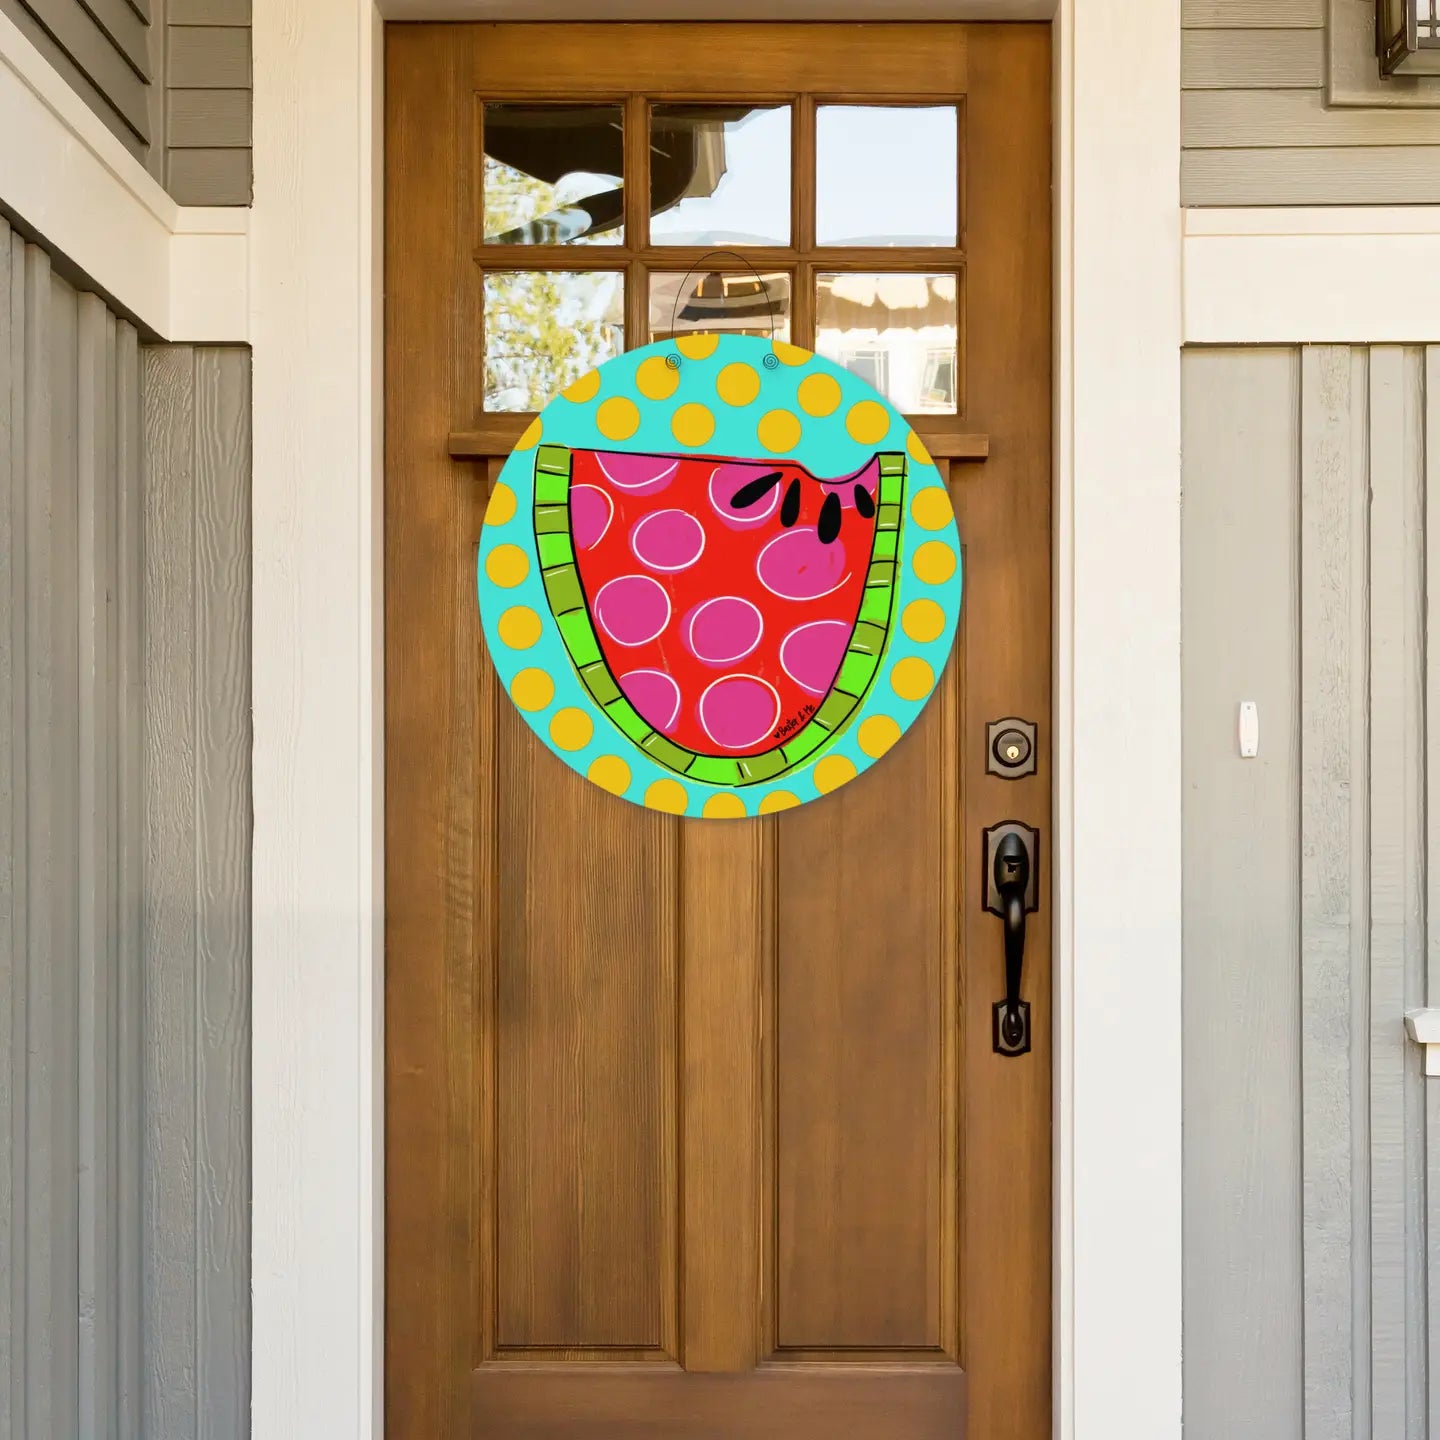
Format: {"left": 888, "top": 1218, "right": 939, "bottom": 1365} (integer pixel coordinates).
{"left": 385, "top": 22, "right": 1050, "bottom": 1439}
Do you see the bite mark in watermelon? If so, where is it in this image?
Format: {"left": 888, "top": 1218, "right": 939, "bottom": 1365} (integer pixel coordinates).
{"left": 532, "top": 443, "right": 906, "bottom": 786}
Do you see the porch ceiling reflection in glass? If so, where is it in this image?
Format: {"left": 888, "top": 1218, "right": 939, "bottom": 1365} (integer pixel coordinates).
{"left": 648, "top": 105, "right": 791, "bottom": 247}
{"left": 483, "top": 103, "right": 625, "bottom": 245}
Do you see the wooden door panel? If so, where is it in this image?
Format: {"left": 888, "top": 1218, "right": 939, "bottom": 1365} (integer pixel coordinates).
{"left": 774, "top": 679, "right": 957, "bottom": 1355}
{"left": 493, "top": 721, "right": 679, "bottom": 1354}
{"left": 386, "top": 21, "right": 1051, "bottom": 1439}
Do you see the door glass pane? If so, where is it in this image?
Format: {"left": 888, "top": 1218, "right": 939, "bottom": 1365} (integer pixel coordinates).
{"left": 815, "top": 106, "right": 957, "bottom": 248}
{"left": 814, "top": 272, "right": 958, "bottom": 414}
{"left": 483, "top": 104, "right": 625, "bottom": 246}
{"left": 649, "top": 269, "right": 791, "bottom": 343}
{"left": 648, "top": 105, "right": 791, "bottom": 246}
{"left": 484, "top": 271, "right": 625, "bottom": 411}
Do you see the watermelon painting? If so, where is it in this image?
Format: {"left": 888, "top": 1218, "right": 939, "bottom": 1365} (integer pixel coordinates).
{"left": 478, "top": 334, "right": 962, "bottom": 818}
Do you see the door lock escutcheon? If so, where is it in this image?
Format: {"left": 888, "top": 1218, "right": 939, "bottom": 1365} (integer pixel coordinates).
{"left": 983, "top": 822, "right": 1040, "bottom": 1057}
{"left": 987, "top": 717, "right": 1037, "bottom": 780}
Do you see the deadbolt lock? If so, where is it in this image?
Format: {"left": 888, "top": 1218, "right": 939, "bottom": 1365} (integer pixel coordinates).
{"left": 987, "top": 717, "right": 1037, "bottom": 780}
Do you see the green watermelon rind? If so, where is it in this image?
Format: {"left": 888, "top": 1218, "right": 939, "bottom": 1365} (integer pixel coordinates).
{"left": 532, "top": 443, "right": 905, "bottom": 788}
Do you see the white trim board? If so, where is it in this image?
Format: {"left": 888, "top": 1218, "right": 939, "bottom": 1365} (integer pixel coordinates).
{"left": 0, "top": 8, "right": 248, "bottom": 342}
{"left": 1184, "top": 208, "right": 1440, "bottom": 345}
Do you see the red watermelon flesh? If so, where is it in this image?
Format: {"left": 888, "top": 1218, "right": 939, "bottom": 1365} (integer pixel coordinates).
{"left": 567, "top": 448, "right": 881, "bottom": 759}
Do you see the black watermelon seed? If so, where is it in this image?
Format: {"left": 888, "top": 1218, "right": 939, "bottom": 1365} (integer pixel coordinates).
{"left": 729, "top": 470, "right": 783, "bottom": 509}
{"left": 780, "top": 477, "right": 802, "bottom": 528}
{"left": 853, "top": 484, "right": 876, "bottom": 519}
{"left": 818, "top": 491, "right": 842, "bottom": 544}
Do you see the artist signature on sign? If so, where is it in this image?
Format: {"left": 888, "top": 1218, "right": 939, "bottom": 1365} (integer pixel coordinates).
{"left": 772, "top": 703, "right": 816, "bottom": 742}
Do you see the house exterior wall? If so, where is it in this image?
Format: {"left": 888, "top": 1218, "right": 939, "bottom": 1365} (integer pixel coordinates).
{"left": 0, "top": 0, "right": 252, "bottom": 204}
{"left": 0, "top": 216, "right": 252, "bottom": 1437}
{"left": 1183, "top": 344, "right": 1440, "bottom": 1438}
{"left": 1181, "top": 0, "right": 1440, "bottom": 204}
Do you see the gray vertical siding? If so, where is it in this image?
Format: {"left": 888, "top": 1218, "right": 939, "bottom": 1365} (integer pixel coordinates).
{"left": 0, "top": 216, "right": 252, "bottom": 1439}
{"left": 1184, "top": 345, "right": 1440, "bottom": 1439}
{"left": 0, "top": 0, "right": 252, "bottom": 204}
{"left": 1181, "top": 0, "right": 1440, "bottom": 205}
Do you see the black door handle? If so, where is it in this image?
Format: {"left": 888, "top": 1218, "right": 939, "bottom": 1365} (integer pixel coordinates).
{"left": 983, "top": 823, "right": 1039, "bottom": 1057}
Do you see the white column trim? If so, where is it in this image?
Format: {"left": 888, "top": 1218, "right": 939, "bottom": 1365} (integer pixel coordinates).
{"left": 1053, "top": 4, "right": 1183, "bottom": 1439}
{"left": 1184, "top": 207, "right": 1440, "bottom": 345}
{"left": 0, "top": 8, "right": 249, "bottom": 342}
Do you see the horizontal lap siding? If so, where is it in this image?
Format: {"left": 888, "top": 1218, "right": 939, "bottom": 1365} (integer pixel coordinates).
{"left": 1181, "top": 1, "right": 1440, "bottom": 204}
{"left": 165, "top": 2, "right": 253, "bottom": 205}
{"left": 0, "top": 216, "right": 253, "bottom": 1437}
{"left": 0, "top": 0, "right": 152, "bottom": 154}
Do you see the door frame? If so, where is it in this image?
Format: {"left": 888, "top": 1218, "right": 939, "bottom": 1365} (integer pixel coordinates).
{"left": 246, "top": 5, "right": 1183, "bottom": 1440}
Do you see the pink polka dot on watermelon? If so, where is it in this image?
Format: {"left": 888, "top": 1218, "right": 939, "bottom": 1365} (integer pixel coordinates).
{"left": 698, "top": 675, "right": 781, "bottom": 751}
{"left": 619, "top": 669, "right": 681, "bottom": 733}
{"left": 596, "top": 451, "right": 679, "bottom": 496}
{"left": 708, "top": 462, "right": 780, "bottom": 529}
{"left": 780, "top": 619, "right": 851, "bottom": 696}
{"left": 683, "top": 597, "right": 763, "bottom": 666}
{"left": 630, "top": 509, "right": 706, "bottom": 572}
{"left": 594, "top": 574, "right": 671, "bottom": 646}
{"left": 755, "top": 527, "right": 850, "bottom": 601}
{"left": 570, "top": 484, "right": 612, "bottom": 550}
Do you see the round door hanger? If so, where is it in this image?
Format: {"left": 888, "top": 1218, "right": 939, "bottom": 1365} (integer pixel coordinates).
{"left": 477, "top": 333, "right": 962, "bottom": 818}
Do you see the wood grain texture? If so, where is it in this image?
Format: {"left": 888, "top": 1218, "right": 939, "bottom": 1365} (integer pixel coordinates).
{"left": 387, "top": 21, "right": 1050, "bottom": 1439}
{"left": 1181, "top": 29, "right": 1324, "bottom": 88}
{"left": 1180, "top": 348, "right": 1304, "bottom": 1440}
{"left": 1183, "top": 147, "right": 1440, "bottom": 206}
{"left": 164, "top": 150, "right": 253, "bottom": 206}
{"left": 1183, "top": 88, "right": 1440, "bottom": 148}
{"left": 166, "top": 23, "right": 249, "bottom": 87}
{"left": 190, "top": 346, "right": 251, "bottom": 1436}
{"left": 1299, "top": 344, "right": 1369, "bottom": 1440}
{"left": 1183, "top": 0, "right": 1322, "bottom": 23}
{"left": 0, "top": 219, "right": 24, "bottom": 1440}
{"left": 1366, "top": 346, "right": 1427, "bottom": 1440}
{"left": 468, "top": 1366, "right": 967, "bottom": 1438}
{"left": 140, "top": 341, "right": 255, "bottom": 1440}
{"left": 166, "top": 89, "right": 251, "bottom": 148}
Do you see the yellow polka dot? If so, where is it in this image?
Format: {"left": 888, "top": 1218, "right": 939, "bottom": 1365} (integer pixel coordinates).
{"left": 913, "top": 540, "right": 958, "bottom": 585}
{"left": 497, "top": 605, "right": 542, "bottom": 650}
{"left": 716, "top": 362, "right": 761, "bottom": 407}
{"left": 813, "top": 754, "right": 858, "bottom": 795}
{"left": 671, "top": 403, "right": 716, "bottom": 448}
{"left": 758, "top": 790, "right": 799, "bottom": 815}
{"left": 846, "top": 400, "right": 890, "bottom": 445}
{"left": 901, "top": 598, "right": 947, "bottom": 644}
{"left": 890, "top": 657, "right": 936, "bottom": 702}
{"left": 485, "top": 544, "right": 529, "bottom": 588}
{"left": 563, "top": 370, "right": 600, "bottom": 403}
{"left": 644, "top": 778, "right": 689, "bottom": 814}
{"left": 511, "top": 667, "right": 555, "bottom": 712}
{"left": 588, "top": 755, "right": 631, "bottom": 796}
{"left": 797, "top": 372, "right": 842, "bottom": 417}
{"left": 702, "top": 793, "right": 747, "bottom": 819}
{"left": 675, "top": 332, "right": 719, "bottom": 360}
{"left": 772, "top": 340, "right": 811, "bottom": 367}
{"left": 857, "top": 715, "right": 902, "bottom": 759}
{"left": 596, "top": 396, "right": 641, "bottom": 442}
{"left": 909, "top": 486, "right": 954, "bottom": 531}
{"left": 757, "top": 409, "right": 802, "bottom": 453}
{"left": 636, "top": 355, "right": 680, "bottom": 401}
{"left": 485, "top": 482, "right": 517, "bottom": 527}
{"left": 548, "top": 707, "right": 593, "bottom": 752}
{"left": 906, "top": 430, "right": 933, "bottom": 467}
{"left": 516, "top": 417, "right": 543, "bottom": 450}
